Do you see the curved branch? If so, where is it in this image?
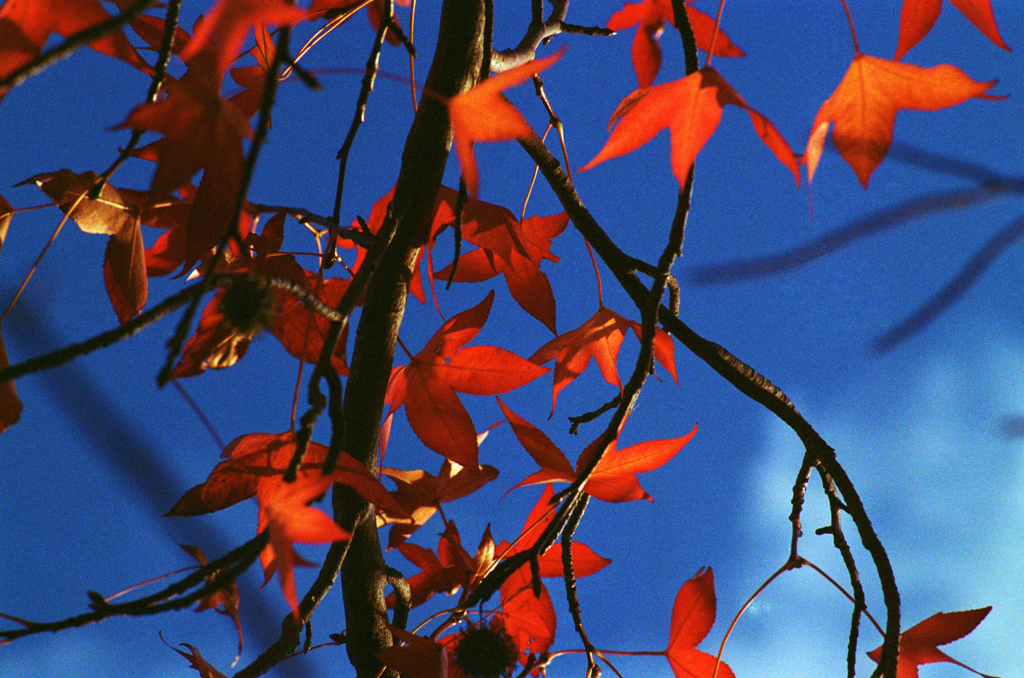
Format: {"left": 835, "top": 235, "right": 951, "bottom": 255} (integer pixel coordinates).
{"left": 489, "top": 0, "right": 569, "bottom": 70}
{"left": 518, "top": 135, "right": 901, "bottom": 678}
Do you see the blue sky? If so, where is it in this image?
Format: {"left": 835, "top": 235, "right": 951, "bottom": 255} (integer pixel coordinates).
{"left": 1, "top": 1, "right": 1023, "bottom": 677}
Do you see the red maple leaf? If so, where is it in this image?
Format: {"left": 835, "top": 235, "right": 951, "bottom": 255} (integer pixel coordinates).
{"left": 170, "top": 216, "right": 353, "bottom": 379}
{"left": 501, "top": 399, "right": 696, "bottom": 502}
{"left": 665, "top": 568, "right": 734, "bottom": 678}
{"left": 117, "top": 79, "right": 253, "bottom": 273}
{"left": 607, "top": 0, "right": 744, "bottom": 89}
{"left": 867, "top": 607, "right": 999, "bottom": 678}
{"left": 529, "top": 306, "right": 678, "bottom": 415}
{"left": 385, "top": 291, "right": 548, "bottom": 467}
{"left": 489, "top": 486, "right": 610, "bottom": 661}
{"left": 257, "top": 473, "right": 350, "bottom": 619}
{"left": 389, "top": 521, "right": 494, "bottom": 609}
{"left": 435, "top": 193, "right": 570, "bottom": 333}
{"left": 380, "top": 459, "right": 499, "bottom": 548}
{"left": 448, "top": 48, "right": 564, "bottom": 197}
{"left": 895, "top": 0, "right": 1010, "bottom": 61}
{"left": 805, "top": 54, "right": 1001, "bottom": 187}
{"left": 496, "top": 483, "right": 612, "bottom": 578}
{"left": 178, "top": 0, "right": 307, "bottom": 78}
{"left": 0, "top": 0, "right": 150, "bottom": 98}
{"left": 378, "top": 625, "right": 449, "bottom": 678}
{"left": 581, "top": 67, "right": 800, "bottom": 187}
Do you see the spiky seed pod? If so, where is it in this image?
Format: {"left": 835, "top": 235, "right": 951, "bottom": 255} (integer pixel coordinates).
{"left": 452, "top": 622, "right": 518, "bottom": 678}
{"left": 219, "top": 276, "right": 276, "bottom": 335}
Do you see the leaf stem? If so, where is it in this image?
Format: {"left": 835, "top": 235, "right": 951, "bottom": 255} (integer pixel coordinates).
{"left": 838, "top": 0, "right": 860, "bottom": 54}
{"left": 705, "top": 0, "right": 727, "bottom": 68}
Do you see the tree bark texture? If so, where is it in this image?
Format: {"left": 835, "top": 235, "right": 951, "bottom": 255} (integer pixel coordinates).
{"left": 334, "top": 1, "right": 487, "bottom": 675}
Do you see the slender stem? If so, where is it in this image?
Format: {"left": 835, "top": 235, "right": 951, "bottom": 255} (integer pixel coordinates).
{"left": 158, "top": 24, "right": 293, "bottom": 386}
{"left": 327, "top": 18, "right": 391, "bottom": 268}
{"left": 93, "top": 0, "right": 182, "bottom": 197}
{"left": 705, "top": 0, "right": 727, "bottom": 68}
{"left": 713, "top": 558, "right": 801, "bottom": 678}
{"left": 838, "top": 0, "right": 860, "bottom": 53}
{"left": 0, "top": 193, "right": 85, "bottom": 322}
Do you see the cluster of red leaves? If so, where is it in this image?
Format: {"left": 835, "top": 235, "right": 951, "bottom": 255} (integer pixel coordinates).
{"left": 607, "top": 0, "right": 743, "bottom": 89}
{"left": 168, "top": 431, "right": 407, "bottom": 619}
{"left": 385, "top": 291, "right": 549, "bottom": 467}
{"left": 382, "top": 483, "right": 611, "bottom": 673}
{"left": 0, "top": 2, "right": 1009, "bottom": 676}
{"left": 581, "top": 0, "right": 1008, "bottom": 188}
{"left": 379, "top": 459, "right": 499, "bottom": 549}
{"left": 0, "top": 0, "right": 151, "bottom": 101}
{"left": 529, "top": 306, "right": 678, "bottom": 413}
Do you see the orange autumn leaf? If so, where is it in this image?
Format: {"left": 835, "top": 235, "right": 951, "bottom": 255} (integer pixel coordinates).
{"left": 258, "top": 474, "right": 350, "bottom": 620}
{"left": 389, "top": 521, "right": 489, "bottom": 609}
{"left": 495, "top": 484, "right": 612, "bottom": 580}
{"left": 805, "top": 54, "right": 1000, "bottom": 187}
{"left": 529, "top": 306, "right": 677, "bottom": 415}
{"left": 168, "top": 642, "right": 229, "bottom": 678}
{"left": 385, "top": 291, "right": 548, "bottom": 467}
{"left": 378, "top": 625, "right": 449, "bottom": 678}
{"left": 448, "top": 48, "right": 564, "bottom": 197}
{"left": 500, "top": 399, "right": 696, "bottom": 502}
{"left": 179, "top": 0, "right": 307, "bottom": 77}
{"left": 867, "top": 606, "right": 999, "bottom": 678}
{"left": 167, "top": 431, "right": 405, "bottom": 518}
{"left": 665, "top": 568, "right": 735, "bottom": 678}
{"left": 895, "top": 0, "right": 1010, "bottom": 61}
{"left": 607, "top": 0, "right": 743, "bottom": 89}
{"left": 380, "top": 460, "right": 499, "bottom": 548}
{"left": 435, "top": 199, "right": 570, "bottom": 334}
{"left": 179, "top": 545, "right": 243, "bottom": 663}
{"left": 581, "top": 67, "right": 800, "bottom": 187}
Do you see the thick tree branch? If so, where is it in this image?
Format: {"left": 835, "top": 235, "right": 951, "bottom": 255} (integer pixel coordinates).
{"left": 328, "top": 0, "right": 487, "bottom": 675}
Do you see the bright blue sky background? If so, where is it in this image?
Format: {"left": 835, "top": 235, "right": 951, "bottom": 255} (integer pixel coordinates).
{"left": 2, "top": 1, "right": 1023, "bottom": 677}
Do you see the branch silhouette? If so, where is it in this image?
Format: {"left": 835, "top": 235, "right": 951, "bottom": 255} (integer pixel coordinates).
{"left": 689, "top": 145, "right": 1024, "bottom": 352}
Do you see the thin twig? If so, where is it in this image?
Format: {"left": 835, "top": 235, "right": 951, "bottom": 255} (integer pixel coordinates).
{"left": 325, "top": 17, "right": 391, "bottom": 269}
{"left": 561, "top": 496, "right": 601, "bottom": 678}
{"left": 0, "top": 532, "right": 267, "bottom": 642}
{"left": 0, "top": 274, "right": 344, "bottom": 386}
{"left": 157, "top": 23, "right": 293, "bottom": 385}
{"left": 92, "top": 0, "right": 182, "bottom": 198}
